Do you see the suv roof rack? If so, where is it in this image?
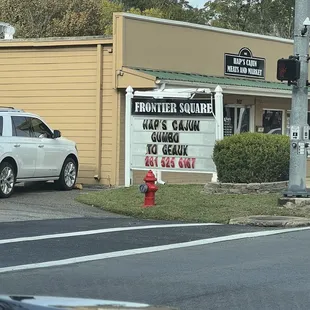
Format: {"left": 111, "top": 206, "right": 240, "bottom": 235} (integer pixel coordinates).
{"left": 0, "top": 106, "right": 24, "bottom": 112}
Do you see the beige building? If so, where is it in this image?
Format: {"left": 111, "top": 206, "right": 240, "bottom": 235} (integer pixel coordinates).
{"left": 0, "top": 13, "right": 307, "bottom": 185}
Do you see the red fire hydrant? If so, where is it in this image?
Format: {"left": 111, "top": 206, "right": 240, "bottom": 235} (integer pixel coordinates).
{"left": 139, "top": 170, "right": 158, "bottom": 207}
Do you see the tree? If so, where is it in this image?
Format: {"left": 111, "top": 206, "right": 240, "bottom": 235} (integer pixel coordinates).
{"left": 127, "top": 7, "right": 165, "bottom": 18}
{"left": 101, "top": 0, "right": 124, "bottom": 35}
{"left": 204, "top": 0, "right": 263, "bottom": 33}
{"left": 204, "top": 0, "right": 295, "bottom": 39}
{"left": 50, "top": 0, "right": 103, "bottom": 37}
{"left": 0, "top": 0, "right": 102, "bottom": 38}
{"left": 112, "top": 0, "right": 208, "bottom": 24}
{"left": 0, "top": 0, "right": 59, "bottom": 38}
{"left": 271, "top": 0, "right": 294, "bottom": 39}
{"left": 102, "top": 0, "right": 208, "bottom": 35}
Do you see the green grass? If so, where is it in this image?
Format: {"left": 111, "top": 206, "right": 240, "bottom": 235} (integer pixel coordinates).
{"left": 76, "top": 184, "right": 310, "bottom": 224}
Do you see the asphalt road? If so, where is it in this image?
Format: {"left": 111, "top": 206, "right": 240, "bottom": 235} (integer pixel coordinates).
{"left": 0, "top": 218, "right": 267, "bottom": 267}
{"left": 1, "top": 185, "right": 309, "bottom": 309}
{"left": 0, "top": 183, "right": 124, "bottom": 222}
{"left": 1, "top": 214, "right": 309, "bottom": 310}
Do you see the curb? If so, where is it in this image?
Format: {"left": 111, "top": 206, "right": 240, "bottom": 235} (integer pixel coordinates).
{"left": 229, "top": 215, "right": 310, "bottom": 227}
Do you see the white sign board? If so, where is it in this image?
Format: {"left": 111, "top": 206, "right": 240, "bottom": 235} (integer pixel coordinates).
{"left": 130, "top": 97, "right": 217, "bottom": 173}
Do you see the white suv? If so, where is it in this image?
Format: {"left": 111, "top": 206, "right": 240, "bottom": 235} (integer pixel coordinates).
{"left": 0, "top": 107, "right": 79, "bottom": 198}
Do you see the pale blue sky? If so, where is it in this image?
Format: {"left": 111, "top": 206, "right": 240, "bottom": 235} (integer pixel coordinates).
{"left": 188, "top": 0, "right": 206, "bottom": 8}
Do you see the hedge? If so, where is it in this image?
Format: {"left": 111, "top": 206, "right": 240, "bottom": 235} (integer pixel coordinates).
{"left": 212, "top": 132, "right": 290, "bottom": 183}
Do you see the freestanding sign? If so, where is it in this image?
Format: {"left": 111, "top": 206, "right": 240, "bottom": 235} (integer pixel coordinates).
{"left": 131, "top": 98, "right": 216, "bottom": 173}
{"left": 125, "top": 86, "right": 224, "bottom": 187}
{"left": 224, "top": 47, "right": 265, "bottom": 79}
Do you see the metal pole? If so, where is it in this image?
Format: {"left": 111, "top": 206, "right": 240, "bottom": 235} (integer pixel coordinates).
{"left": 286, "top": 0, "right": 310, "bottom": 196}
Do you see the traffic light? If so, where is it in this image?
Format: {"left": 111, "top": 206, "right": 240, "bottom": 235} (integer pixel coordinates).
{"left": 277, "top": 58, "right": 300, "bottom": 82}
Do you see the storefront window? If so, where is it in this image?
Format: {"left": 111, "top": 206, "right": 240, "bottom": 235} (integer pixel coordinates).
{"left": 262, "top": 110, "right": 283, "bottom": 134}
{"left": 224, "top": 106, "right": 250, "bottom": 136}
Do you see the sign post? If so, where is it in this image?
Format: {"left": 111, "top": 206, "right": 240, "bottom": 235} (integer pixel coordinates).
{"left": 284, "top": 0, "right": 310, "bottom": 197}
{"left": 214, "top": 86, "right": 224, "bottom": 140}
{"left": 125, "top": 86, "right": 134, "bottom": 187}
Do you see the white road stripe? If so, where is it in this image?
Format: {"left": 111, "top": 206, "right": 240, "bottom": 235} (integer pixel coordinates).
{"left": 0, "top": 223, "right": 221, "bottom": 245}
{"left": 1, "top": 226, "right": 310, "bottom": 274}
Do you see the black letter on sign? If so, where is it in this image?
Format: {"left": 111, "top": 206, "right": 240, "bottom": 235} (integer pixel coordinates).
{"left": 172, "top": 120, "right": 178, "bottom": 131}
{"left": 162, "top": 145, "right": 168, "bottom": 155}
{"left": 162, "top": 120, "right": 167, "bottom": 130}
{"left": 174, "top": 133, "right": 179, "bottom": 143}
{"left": 149, "top": 120, "right": 154, "bottom": 130}
{"left": 154, "top": 120, "right": 159, "bottom": 130}
{"left": 183, "top": 145, "right": 188, "bottom": 156}
{"left": 151, "top": 132, "right": 156, "bottom": 142}
{"left": 143, "top": 120, "right": 148, "bottom": 130}
{"left": 193, "top": 121, "right": 200, "bottom": 131}
{"left": 147, "top": 144, "right": 157, "bottom": 155}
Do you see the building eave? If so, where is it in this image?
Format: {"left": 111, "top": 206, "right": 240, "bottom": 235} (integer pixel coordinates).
{"left": 0, "top": 36, "right": 113, "bottom": 48}
{"left": 156, "top": 79, "right": 294, "bottom": 99}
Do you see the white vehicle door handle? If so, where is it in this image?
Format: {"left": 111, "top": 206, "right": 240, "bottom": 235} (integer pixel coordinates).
{"left": 14, "top": 144, "right": 20, "bottom": 148}
{"left": 38, "top": 144, "right": 44, "bottom": 148}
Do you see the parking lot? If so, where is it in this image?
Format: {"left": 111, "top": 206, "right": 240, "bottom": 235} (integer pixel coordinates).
{"left": 0, "top": 183, "right": 125, "bottom": 222}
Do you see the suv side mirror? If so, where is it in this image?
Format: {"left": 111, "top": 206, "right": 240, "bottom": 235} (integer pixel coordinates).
{"left": 53, "top": 129, "right": 61, "bottom": 139}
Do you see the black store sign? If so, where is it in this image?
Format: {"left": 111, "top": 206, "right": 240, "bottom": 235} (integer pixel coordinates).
{"left": 132, "top": 98, "right": 215, "bottom": 117}
{"left": 224, "top": 47, "right": 265, "bottom": 79}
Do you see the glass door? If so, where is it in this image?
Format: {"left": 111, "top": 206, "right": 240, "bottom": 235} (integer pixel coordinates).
{"left": 262, "top": 109, "right": 284, "bottom": 134}
{"left": 224, "top": 106, "right": 251, "bottom": 136}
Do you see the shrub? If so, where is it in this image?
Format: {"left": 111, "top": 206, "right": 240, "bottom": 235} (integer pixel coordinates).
{"left": 212, "top": 132, "right": 290, "bottom": 183}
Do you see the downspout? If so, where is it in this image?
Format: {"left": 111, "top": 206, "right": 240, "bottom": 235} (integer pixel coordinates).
{"left": 94, "top": 44, "right": 103, "bottom": 182}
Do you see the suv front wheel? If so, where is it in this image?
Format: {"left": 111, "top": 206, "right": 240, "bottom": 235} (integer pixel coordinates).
{"left": 56, "top": 157, "right": 77, "bottom": 191}
{"left": 0, "top": 161, "right": 15, "bottom": 198}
